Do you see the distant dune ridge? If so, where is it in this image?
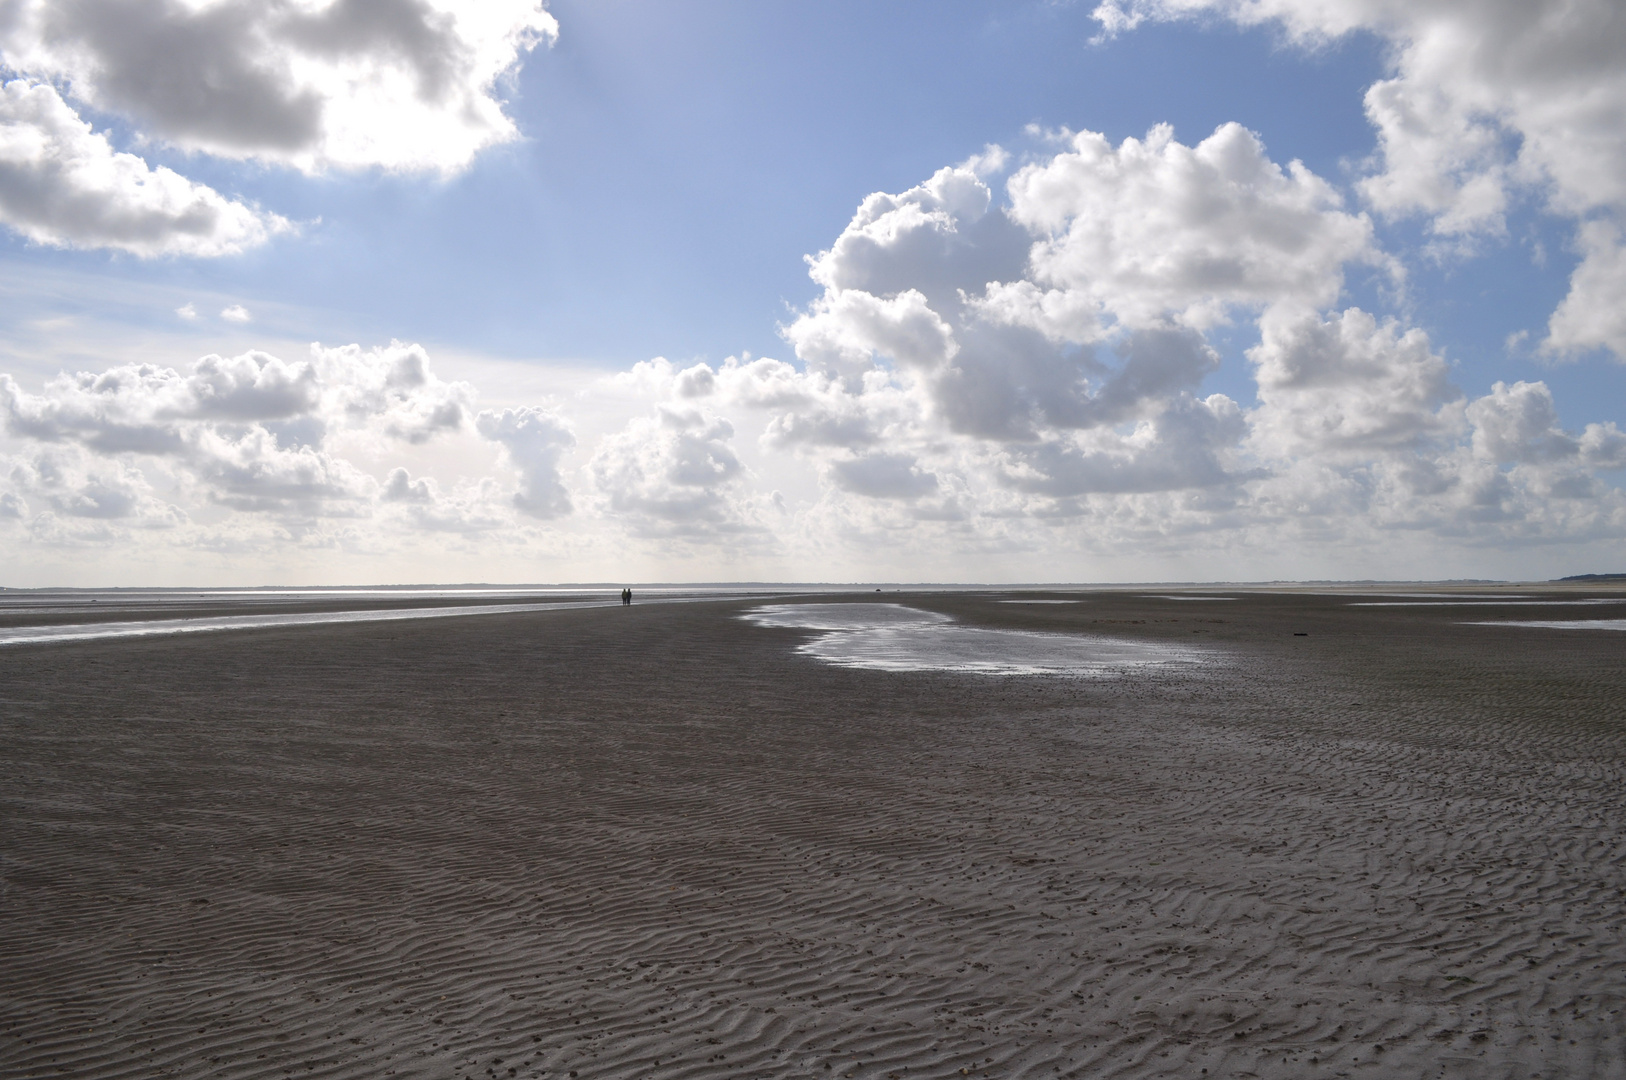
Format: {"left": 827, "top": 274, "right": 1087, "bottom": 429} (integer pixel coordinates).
{"left": 1, "top": 587, "right": 1623, "bottom": 1078}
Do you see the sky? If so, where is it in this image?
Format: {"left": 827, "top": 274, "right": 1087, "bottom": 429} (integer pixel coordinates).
{"left": 0, "top": 0, "right": 1623, "bottom": 586}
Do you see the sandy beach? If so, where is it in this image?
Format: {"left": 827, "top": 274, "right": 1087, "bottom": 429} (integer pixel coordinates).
{"left": 1, "top": 588, "right": 1623, "bottom": 1079}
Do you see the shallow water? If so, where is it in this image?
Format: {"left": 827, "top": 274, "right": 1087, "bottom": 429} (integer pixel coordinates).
{"left": 0, "top": 602, "right": 613, "bottom": 647}
{"left": 1356, "top": 599, "right": 1626, "bottom": 607}
{"left": 0, "top": 586, "right": 803, "bottom": 647}
{"left": 743, "top": 603, "right": 1205, "bottom": 676}
{"left": 744, "top": 603, "right": 951, "bottom": 632}
{"left": 1466, "top": 618, "right": 1626, "bottom": 631}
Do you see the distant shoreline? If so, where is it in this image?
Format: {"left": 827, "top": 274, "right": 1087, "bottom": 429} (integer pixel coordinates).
{"left": 5, "top": 576, "right": 1626, "bottom": 592}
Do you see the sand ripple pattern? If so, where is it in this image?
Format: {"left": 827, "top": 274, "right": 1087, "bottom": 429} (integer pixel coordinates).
{"left": 1, "top": 591, "right": 1623, "bottom": 1079}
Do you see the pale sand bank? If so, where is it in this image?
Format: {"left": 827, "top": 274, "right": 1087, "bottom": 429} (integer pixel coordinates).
{"left": 0, "top": 589, "right": 1622, "bottom": 1079}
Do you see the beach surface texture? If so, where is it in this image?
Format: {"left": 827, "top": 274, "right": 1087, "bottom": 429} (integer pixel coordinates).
{"left": 1, "top": 587, "right": 1623, "bottom": 1078}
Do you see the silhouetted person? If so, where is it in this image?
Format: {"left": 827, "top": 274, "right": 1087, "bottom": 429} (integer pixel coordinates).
{"left": 625, "top": 587, "right": 633, "bottom": 605}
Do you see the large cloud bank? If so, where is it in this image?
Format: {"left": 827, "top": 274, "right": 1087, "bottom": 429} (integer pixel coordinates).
{"left": 0, "top": 342, "right": 571, "bottom": 546}
{"left": 4, "top": 122, "right": 1622, "bottom": 578}
{"left": 0, "top": 0, "right": 1621, "bottom": 580}
{"left": 0, "top": 0, "right": 556, "bottom": 255}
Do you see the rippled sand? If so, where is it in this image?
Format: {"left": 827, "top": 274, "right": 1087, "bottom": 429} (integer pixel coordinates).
{"left": 1, "top": 588, "right": 1623, "bottom": 1079}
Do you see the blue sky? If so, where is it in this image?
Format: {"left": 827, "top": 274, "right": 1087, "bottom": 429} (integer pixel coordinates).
{"left": 0, "top": 0, "right": 1621, "bottom": 584}
{"left": 9, "top": 3, "right": 1394, "bottom": 357}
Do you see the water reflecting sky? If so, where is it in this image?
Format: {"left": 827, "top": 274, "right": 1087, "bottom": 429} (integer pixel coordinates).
{"left": 743, "top": 603, "right": 1208, "bottom": 676}
{"left": 1465, "top": 619, "right": 1626, "bottom": 631}
{"left": 0, "top": 602, "right": 610, "bottom": 647}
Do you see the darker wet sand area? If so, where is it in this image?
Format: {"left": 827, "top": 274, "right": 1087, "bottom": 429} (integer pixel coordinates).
{"left": 1, "top": 589, "right": 1623, "bottom": 1078}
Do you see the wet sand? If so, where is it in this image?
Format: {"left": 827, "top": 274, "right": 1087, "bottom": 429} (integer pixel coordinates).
{"left": 1, "top": 588, "right": 1624, "bottom": 1078}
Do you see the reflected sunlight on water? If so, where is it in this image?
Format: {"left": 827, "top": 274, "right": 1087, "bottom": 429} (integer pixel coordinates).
{"left": 743, "top": 603, "right": 1208, "bottom": 676}
{"left": 1465, "top": 619, "right": 1626, "bottom": 631}
{"left": 0, "top": 603, "right": 601, "bottom": 647}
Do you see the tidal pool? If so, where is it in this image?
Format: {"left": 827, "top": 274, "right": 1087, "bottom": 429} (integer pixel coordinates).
{"left": 743, "top": 603, "right": 1206, "bottom": 676}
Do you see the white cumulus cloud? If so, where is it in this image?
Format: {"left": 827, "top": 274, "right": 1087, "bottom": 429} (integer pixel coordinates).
{"left": 0, "top": 0, "right": 555, "bottom": 257}
{"left": 1003, "top": 122, "right": 1382, "bottom": 334}
{"left": 0, "top": 0, "right": 558, "bottom": 176}
{"left": 1248, "top": 306, "right": 1460, "bottom": 459}
{"left": 1090, "top": 0, "right": 1626, "bottom": 360}
{"left": 476, "top": 406, "right": 575, "bottom": 519}
{"left": 0, "top": 79, "right": 289, "bottom": 256}
{"left": 1546, "top": 221, "right": 1626, "bottom": 361}
{"left": 774, "top": 130, "right": 1299, "bottom": 505}
{"left": 0, "top": 341, "right": 477, "bottom": 518}
{"left": 588, "top": 404, "right": 760, "bottom": 537}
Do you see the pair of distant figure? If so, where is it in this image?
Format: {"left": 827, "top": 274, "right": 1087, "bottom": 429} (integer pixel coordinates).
{"left": 620, "top": 587, "right": 632, "bottom": 606}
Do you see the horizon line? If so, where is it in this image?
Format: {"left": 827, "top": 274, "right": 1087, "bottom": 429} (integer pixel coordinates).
{"left": 2, "top": 577, "right": 1621, "bottom": 592}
